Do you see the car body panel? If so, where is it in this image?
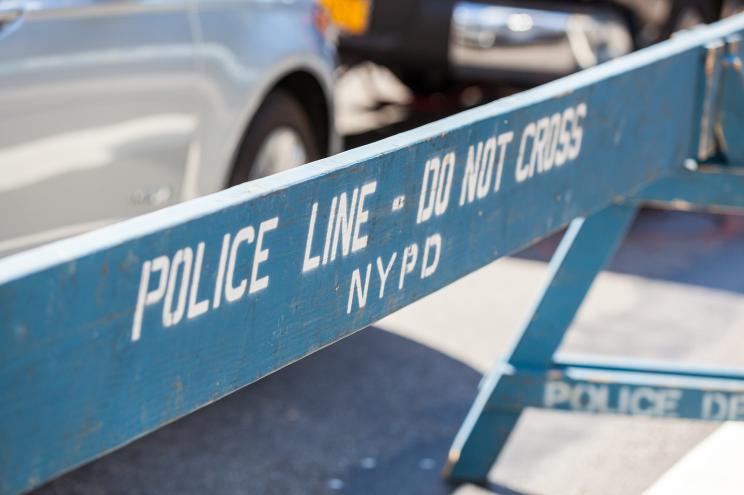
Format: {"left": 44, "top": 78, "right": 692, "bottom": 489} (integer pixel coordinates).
{"left": 190, "top": 0, "right": 336, "bottom": 196}
{"left": 0, "top": 0, "right": 335, "bottom": 256}
{"left": 0, "top": 0, "right": 198, "bottom": 254}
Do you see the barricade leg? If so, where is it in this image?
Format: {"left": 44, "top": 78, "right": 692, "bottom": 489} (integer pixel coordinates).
{"left": 444, "top": 204, "right": 638, "bottom": 483}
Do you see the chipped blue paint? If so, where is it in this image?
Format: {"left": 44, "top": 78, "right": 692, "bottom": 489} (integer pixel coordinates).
{"left": 2, "top": 15, "right": 744, "bottom": 494}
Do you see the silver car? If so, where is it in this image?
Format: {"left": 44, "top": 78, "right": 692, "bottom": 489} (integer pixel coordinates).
{"left": 0, "top": 0, "right": 337, "bottom": 257}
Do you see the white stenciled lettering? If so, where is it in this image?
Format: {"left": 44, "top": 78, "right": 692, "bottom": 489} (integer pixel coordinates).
{"left": 303, "top": 181, "right": 379, "bottom": 272}
{"left": 515, "top": 122, "right": 536, "bottom": 183}
{"left": 417, "top": 157, "right": 440, "bottom": 224}
{"left": 476, "top": 138, "right": 497, "bottom": 197}
{"left": 376, "top": 252, "right": 397, "bottom": 299}
{"left": 346, "top": 233, "right": 445, "bottom": 316}
{"left": 417, "top": 152, "right": 455, "bottom": 223}
{"left": 131, "top": 256, "right": 170, "bottom": 341}
{"left": 544, "top": 382, "right": 681, "bottom": 417}
{"left": 303, "top": 203, "right": 321, "bottom": 272}
{"left": 543, "top": 112, "right": 562, "bottom": 171}
{"left": 131, "top": 216, "right": 281, "bottom": 341}
{"left": 212, "top": 233, "right": 231, "bottom": 309}
{"left": 225, "top": 226, "right": 255, "bottom": 302}
{"left": 701, "top": 392, "right": 744, "bottom": 420}
{"left": 163, "top": 247, "right": 193, "bottom": 328}
{"left": 555, "top": 107, "right": 574, "bottom": 166}
{"left": 516, "top": 103, "right": 587, "bottom": 183}
{"left": 569, "top": 102, "right": 587, "bottom": 160}
{"left": 436, "top": 153, "right": 455, "bottom": 216}
{"left": 331, "top": 189, "right": 359, "bottom": 261}
{"left": 494, "top": 131, "right": 513, "bottom": 193}
{"left": 187, "top": 242, "right": 209, "bottom": 319}
{"left": 346, "top": 252, "right": 399, "bottom": 315}
{"left": 347, "top": 263, "right": 372, "bottom": 314}
{"left": 531, "top": 117, "right": 550, "bottom": 174}
{"left": 421, "top": 234, "right": 442, "bottom": 279}
{"left": 322, "top": 196, "right": 337, "bottom": 264}
{"left": 250, "top": 217, "right": 278, "bottom": 294}
{"left": 398, "top": 244, "right": 418, "bottom": 289}
{"left": 352, "top": 181, "right": 377, "bottom": 252}
{"left": 459, "top": 131, "right": 512, "bottom": 206}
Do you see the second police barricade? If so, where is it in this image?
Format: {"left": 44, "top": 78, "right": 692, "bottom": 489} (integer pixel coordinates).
{"left": 3, "top": 13, "right": 744, "bottom": 494}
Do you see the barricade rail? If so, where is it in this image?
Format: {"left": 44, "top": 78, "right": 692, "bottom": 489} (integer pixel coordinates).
{"left": 3, "top": 14, "right": 744, "bottom": 493}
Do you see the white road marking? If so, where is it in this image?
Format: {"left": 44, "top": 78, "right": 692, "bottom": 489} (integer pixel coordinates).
{"left": 644, "top": 422, "right": 744, "bottom": 495}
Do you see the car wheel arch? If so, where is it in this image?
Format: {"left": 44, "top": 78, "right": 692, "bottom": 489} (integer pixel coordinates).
{"left": 226, "top": 66, "right": 334, "bottom": 185}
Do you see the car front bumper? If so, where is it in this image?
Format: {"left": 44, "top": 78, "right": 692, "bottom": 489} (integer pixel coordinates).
{"left": 449, "top": 2, "right": 634, "bottom": 83}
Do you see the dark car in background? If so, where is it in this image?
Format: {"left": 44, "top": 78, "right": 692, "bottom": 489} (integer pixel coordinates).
{"left": 338, "top": 0, "right": 728, "bottom": 94}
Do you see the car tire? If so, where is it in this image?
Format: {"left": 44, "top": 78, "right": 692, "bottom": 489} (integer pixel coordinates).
{"left": 229, "top": 89, "right": 322, "bottom": 186}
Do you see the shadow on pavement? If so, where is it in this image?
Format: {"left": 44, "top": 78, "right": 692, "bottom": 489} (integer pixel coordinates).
{"left": 34, "top": 329, "right": 528, "bottom": 495}
{"left": 519, "top": 209, "right": 744, "bottom": 295}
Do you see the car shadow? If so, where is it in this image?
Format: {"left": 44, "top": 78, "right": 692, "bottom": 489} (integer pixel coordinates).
{"left": 518, "top": 209, "right": 744, "bottom": 295}
{"left": 33, "top": 328, "right": 530, "bottom": 495}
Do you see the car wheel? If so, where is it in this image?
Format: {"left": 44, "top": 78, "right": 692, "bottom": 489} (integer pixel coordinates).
{"left": 229, "top": 89, "right": 321, "bottom": 186}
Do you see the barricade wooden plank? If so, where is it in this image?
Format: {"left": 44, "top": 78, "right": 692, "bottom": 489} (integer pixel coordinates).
{"left": 491, "top": 361, "right": 744, "bottom": 421}
{"left": 3, "top": 16, "right": 744, "bottom": 494}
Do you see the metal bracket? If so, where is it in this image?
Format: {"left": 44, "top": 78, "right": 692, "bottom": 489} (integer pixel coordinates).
{"left": 698, "top": 35, "right": 744, "bottom": 165}
{"left": 698, "top": 40, "right": 725, "bottom": 162}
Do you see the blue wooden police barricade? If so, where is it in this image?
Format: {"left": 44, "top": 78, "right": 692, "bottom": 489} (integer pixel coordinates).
{"left": 3, "top": 14, "right": 744, "bottom": 494}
